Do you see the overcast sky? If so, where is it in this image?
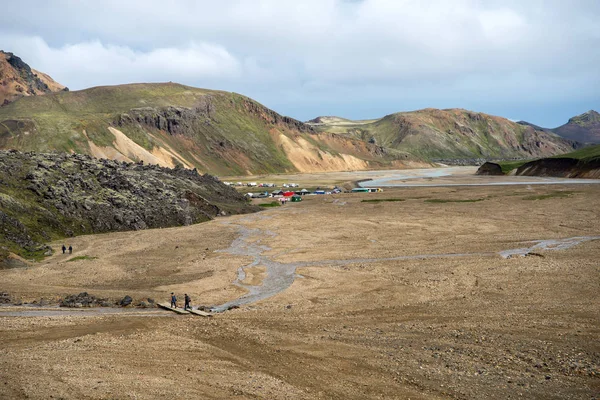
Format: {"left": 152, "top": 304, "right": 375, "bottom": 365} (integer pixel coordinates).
{"left": 2, "top": 0, "right": 599, "bottom": 127}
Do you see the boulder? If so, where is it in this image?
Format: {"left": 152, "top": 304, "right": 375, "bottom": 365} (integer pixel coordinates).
{"left": 476, "top": 162, "right": 503, "bottom": 175}
{"left": 60, "top": 292, "right": 105, "bottom": 307}
{"left": 119, "top": 295, "right": 133, "bottom": 307}
{"left": 0, "top": 292, "right": 12, "bottom": 304}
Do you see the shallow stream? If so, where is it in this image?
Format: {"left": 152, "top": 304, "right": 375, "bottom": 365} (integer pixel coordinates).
{"left": 211, "top": 216, "right": 600, "bottom": 312}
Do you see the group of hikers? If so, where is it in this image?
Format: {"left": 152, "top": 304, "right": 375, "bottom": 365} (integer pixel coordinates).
{"left": 170, "top": 292, "right": 192, "bottom": 310}
{"left": 61, "top": 244, "right": 73, "bottom": 254}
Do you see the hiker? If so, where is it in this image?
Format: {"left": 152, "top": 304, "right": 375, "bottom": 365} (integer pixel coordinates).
{"left": 184, "top": 293, "right": 191, "bottom": 310}
{"left": 62, "top": 245, "right": 66, "bottom": 254}
{"left": 68, "top": 245, "right": 73, "bottom": 254}
{"left": 170, "top": 292, "right": 177, "bottom": 308}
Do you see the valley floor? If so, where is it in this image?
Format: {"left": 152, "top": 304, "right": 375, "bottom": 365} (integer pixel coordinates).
{"left": 1, "top": 178, "right": 599, "bottom": 399}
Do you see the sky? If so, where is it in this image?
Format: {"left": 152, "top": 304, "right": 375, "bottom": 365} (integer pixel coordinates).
{"left": 1, "top": 0, "right": 599, "bottom": 127}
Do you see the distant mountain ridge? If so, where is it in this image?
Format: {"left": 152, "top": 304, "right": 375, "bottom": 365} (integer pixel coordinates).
{"left": 0, "top": 51, "right": 67, "bottom": 106}
{"left": 309, "top": 108, "right": 579, "bottom": 160}
{"left": 0, "top": 82, "right": 422, "bottom": 175}
{"left": 518, "top": 110, "right": 600, "bottom": 144}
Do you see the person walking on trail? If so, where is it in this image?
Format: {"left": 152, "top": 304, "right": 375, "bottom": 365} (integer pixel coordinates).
{"left": 62, "top": 245, "right": 66, "bottom": 254}
{"left": 184, "top": 294, "right": 191, "bottom": 310}
{"left": 170, "top": 292, "right": 178, "bottom": 308}
{"left": 68, "top": 245, "right": 73, "bottom": 254}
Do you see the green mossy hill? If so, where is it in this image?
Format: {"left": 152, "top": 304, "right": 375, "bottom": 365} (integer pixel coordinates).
{"left": 309, "top": 108, "right": 579, "bottom": 161}
{"left": 0, "top": 150, "right": 258, "bottom": 265}
{"left": 0, "top": 82, "right": 407, "bottom": 175}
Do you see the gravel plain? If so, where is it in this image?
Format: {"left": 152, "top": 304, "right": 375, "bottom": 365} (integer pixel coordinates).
{"left": 1, "top": 180, "right": 599, "bottom": 399}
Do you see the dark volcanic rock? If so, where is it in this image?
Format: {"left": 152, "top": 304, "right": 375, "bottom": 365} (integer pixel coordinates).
{"left": 0, "top": 51, "right": 67, "bottom": 106}
{"left": 476, "top": 162, "right": 504, "bottom": 175}
{"left": 0, "top": 150, "right": 259, "bottom": 260}
{"left": 60, "top": 292, "right": 106, "bottom": 308}
{"left": 120, "top": 295, "right": 133, "bottom": 307}
{"left": 0, "top": 292, "right": 12, "bottom": 304}
{"left": 5, "top": 52, "right": 50, "bottom": 94}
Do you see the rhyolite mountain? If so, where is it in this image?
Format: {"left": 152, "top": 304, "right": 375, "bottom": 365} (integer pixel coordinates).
{"left": 308, "top": 108, "right": 580, "bottom": 160}
{"left": 0, "top": 82, "right": 422, "bottom": 175}
{"left": 0, "top": 51, "right": 67, "bottom": 106}
{"left": 0, "top": 150, "right": 258, "bottom": 267}
{"left": 518, "top": 110, "right": 600, "bottom": 144}
{"left": 550, "top": 110, "right": 600, "bottom": 144}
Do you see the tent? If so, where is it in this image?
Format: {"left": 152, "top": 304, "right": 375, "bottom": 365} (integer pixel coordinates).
{"left": 291, "top": 195, "right": 303, "bottom": 202}
{"left": 283, "top": 191, "right": 295, "bottom": 197}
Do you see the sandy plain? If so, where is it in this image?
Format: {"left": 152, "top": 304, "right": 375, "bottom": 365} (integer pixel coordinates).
{"left": 1, "top": 172, "right": 599, "bottom": 399}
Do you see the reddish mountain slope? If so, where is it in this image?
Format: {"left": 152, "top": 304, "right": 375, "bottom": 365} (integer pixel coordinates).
{"left": 0, "top": 51, "right": 67, "bottom": 106}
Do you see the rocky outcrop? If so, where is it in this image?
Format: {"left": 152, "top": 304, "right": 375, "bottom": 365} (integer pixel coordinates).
{"left": 116, "top": 97, "right": 314, "bottom": 138}
{"left": 476, "top": 162, "right": 503, "bottom": 175}
{"left": 0, "top": 150, "right": 258, "bottom": 261}
{"left": 0, "top": 51, "right": 67, "bottom": 106}
{"left": 242, "top": 98, "right": 315, "bottom": 133}
{"left": 115, "top": 103, "right": 215, "bottom": 137}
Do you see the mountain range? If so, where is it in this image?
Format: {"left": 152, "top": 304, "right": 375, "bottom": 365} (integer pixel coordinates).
{"left": 0, "top": 51, "right": 595, "bottom": 175}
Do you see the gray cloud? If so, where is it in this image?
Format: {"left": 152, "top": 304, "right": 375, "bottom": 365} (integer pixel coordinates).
{"left": 1, "top": 0, "right": 599, "bottom": 126}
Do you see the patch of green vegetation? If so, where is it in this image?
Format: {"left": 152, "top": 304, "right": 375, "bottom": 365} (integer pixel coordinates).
{"left": 66, "top": 255, "right": 98, "bottom": 262}
{"left": 522, "top": 191, "right": 578, "bottom": 201}
{"left": 550, "top": 144, "right": 600, "bottom": 163}
{"left": 258, "top": 201, "right": 281, "bottom": 208}
{"left": 494, "top": 145, "right": 600, "bottom": 174}
{"left": 498, "top": 160, "right": 530, "bottom": 174}
{"left": 425, "top": 198, "right": 485, "bottom": 203}
{"left": 361, "top": 198, "right": 405, "bottom": 203}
